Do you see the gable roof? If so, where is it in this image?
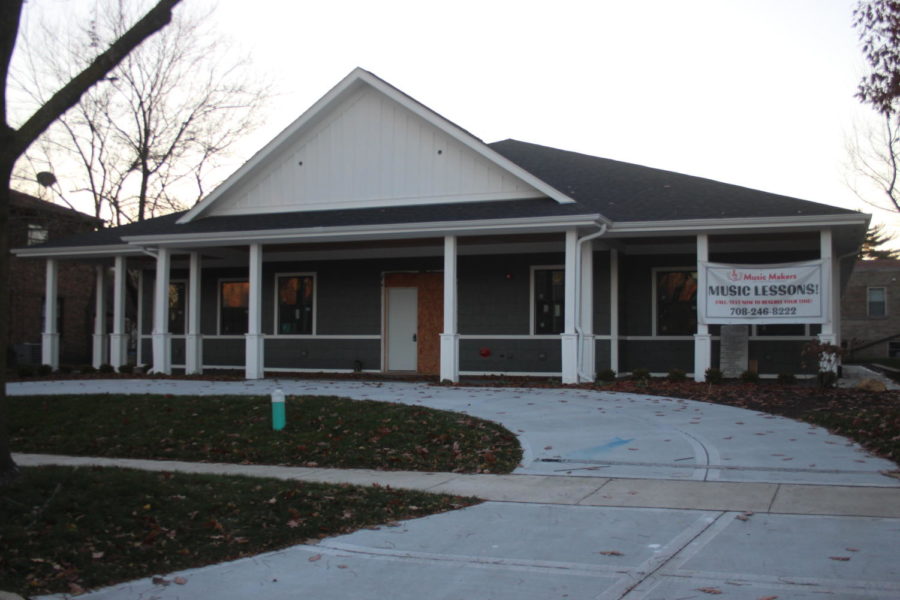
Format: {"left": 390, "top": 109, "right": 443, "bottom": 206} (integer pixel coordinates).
{"left": 178, "top": 68, "right": 576, "bottom": 224}
{"left": 489, "top": 139, "right": 858, "bottom": 222}
{"left": 10, "top": 190, "right": 103, "bottom": 225}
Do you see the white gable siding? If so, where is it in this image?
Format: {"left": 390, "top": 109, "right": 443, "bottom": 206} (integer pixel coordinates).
{"left": 206, "top": 86, "right": 544, "bottom": 217}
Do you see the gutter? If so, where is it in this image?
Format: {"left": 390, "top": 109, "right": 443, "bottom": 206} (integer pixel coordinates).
{"left": 574, "top": 224, "right": 609, "bottom": 382}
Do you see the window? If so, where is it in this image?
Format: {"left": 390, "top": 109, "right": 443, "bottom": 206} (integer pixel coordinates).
{"left": 27, "top": 224, "right": 48, "bottom": 246}
{"left": 868, "top": 287, "right": 887, "bottom": 317}
{"left": 168, "top": 281, "right": 186, "bottom": 335}
{"left": 655, "top": 270, "right": 697, "bottom": 336}
{"left": 755, "top": 324, "right": 807, "bottom": 336}
{"left": 532, "top": 267, "right": 565, "bottom": 334}
{"left": 276, "top": 274, "right": 315, "bottom": 334}
{"left": 220, "top": 280, "right": 249, "bottom": 334}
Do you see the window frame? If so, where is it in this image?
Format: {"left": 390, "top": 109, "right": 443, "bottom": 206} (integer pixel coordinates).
{"left": 217, "top": 278, "right": 250, "bottom": 336}
{"left": 27, "top": 223, "right": 48, "bottom": 246}
{"left": 868, "top": 286, "right": 887, "bottom": 318}
{"left": 168, "top": 279, "right": 188, "bottom": 335}
{"left": 273, "top": 272, "right": 317, "bottom": 336}
{"left": 651, "top": 266, "right": 699, "bottom": 337}
{"left": 530, "top": 265, "right": 565, "bottom": 336}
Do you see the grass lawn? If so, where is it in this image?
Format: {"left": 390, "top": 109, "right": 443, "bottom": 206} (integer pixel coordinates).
{"left": 8, "top": 394, "right": 522, "bottom": 473}
{"left": 0, "top": 465, "right": 477, "bottom": 597}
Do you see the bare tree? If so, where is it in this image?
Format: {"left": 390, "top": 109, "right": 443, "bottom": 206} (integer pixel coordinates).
{"left": 845, "top": 113, "right": 900, "bottom": 213}
{"left": 13, "top": 1, "right": 268, "bottom": 224}
{"left": 0, "top": 0, "right": 183, "bottom": 485}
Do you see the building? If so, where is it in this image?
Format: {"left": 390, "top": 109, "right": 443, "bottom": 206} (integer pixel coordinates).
{"left": 8, "top": 190, "right": 103, "bottom": 366}
{"left": 13, "top": 69, "right": 869, "bottom": 381}
{"left": 842, "top": 259, "right": 900, "bottom": 359}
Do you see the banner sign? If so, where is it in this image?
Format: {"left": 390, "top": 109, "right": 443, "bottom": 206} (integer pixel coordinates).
{"left": 700, "top": 260, "right": 825, "bottom": 324}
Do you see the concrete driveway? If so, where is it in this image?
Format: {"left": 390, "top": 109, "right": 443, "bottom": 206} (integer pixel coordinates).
{"left": 9, "top": 379, "right": 900, "bottom": 599}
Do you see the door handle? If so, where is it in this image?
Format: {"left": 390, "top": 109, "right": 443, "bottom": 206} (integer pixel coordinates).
{"left": 412, "top": 333, "right": 417, "bottom": 342}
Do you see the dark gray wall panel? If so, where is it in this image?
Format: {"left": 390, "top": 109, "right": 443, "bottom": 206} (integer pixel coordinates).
{"left": 621, "top": 340, "right": 695, "bottom": 372}
{"left": 749, "top": 340, "right": 814, "bottom": 374}
{"left": 460, "top": 338, "right": 561, "bottom": 372}
{"left": 203, "top": 338, "right": 245, "bottom": 366}
{"left": 595, "top": 339, "right": 611, "bottom": 371}
{"left": 264, "top": 338, "right": 380, "bottom": 371}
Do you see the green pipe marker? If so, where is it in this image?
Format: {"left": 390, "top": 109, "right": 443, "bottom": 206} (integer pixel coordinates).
{"left": 271, "top": 388, "right": 286, "bottom": 431}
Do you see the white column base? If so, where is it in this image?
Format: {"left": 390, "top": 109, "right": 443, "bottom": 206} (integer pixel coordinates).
{"left": 110, "top": 333, "right": 129, "bottom": 368}
{"left": 579, "top": 334, "right": 596, "bottom": 382}
{"left": 41, "top": 333, "right": 60, "bottom": 369}
{"left": 561, "top": 333, "right": 578, "bottom": 384}
{"left": 92, "top": 334, "right": 108, "bottom": 368}
{"left": 185, "top": 334, "right": 203, "bottom": 375}
{"left": 693, "top": 333, "right": 712, "bottom": 382}
{"left": 440, "top": 333, "right": 460, "bottom": 383}
{"left": 151, "top": 332, "right": 172, "bottom": 375}
{"left": 245, "top": 333, "right": 264, "bottom": 380}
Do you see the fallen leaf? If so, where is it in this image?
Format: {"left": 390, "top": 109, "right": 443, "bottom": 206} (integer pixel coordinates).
{"left": 829, "top": 556, "right": 851, "bottom": 561}
{"left": 597, "top": 550, "right": 624, "bottom": 556}
{"left": 696, "top": 587, "right": 723, "bottom": 594}
{"left": 757, "top": 596, "right": 779, "bottom": 600}
{"left": 308, "top": 554, "right": 322, "bottom": 562}
{"left": 174, "top": 576, "right": 187, "bottom": 585}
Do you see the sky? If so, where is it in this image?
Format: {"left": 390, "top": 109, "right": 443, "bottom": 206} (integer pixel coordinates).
{"left": 13, "top": 0, "right": 899, "bottom": 240}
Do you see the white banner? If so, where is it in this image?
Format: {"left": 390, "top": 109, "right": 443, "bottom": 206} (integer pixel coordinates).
{"left": 700, "top": 260, "right": 825, "bottom": 324}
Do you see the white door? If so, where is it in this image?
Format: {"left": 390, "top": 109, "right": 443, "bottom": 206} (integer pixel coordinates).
{"left": 386, "top": 287, "right": 418, "bottom": 371}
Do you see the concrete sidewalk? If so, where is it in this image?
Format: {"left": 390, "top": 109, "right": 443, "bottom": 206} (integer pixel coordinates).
{"left": 10, "top": 379, "right": 900, "bottom": 599}
{"left": 16, "top": 453, "right": 900, "bottom": 518}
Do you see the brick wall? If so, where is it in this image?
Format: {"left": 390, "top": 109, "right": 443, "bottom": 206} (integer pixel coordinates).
{"left": 841, "top": 260, "right": 900, "bottom": 359}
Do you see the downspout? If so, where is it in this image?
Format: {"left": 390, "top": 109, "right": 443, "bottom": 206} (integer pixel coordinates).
{"left": 574, "top": 224, "right": 608, "bottom": 382}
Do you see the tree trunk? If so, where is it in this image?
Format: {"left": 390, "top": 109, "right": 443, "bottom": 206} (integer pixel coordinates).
{"left": 0, "top": 152, "right": 19, "bottom": 484}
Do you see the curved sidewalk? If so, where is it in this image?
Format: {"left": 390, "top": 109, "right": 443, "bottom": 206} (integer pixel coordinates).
{"left": 10, "top": 379, "right": 900, "bottom": 600}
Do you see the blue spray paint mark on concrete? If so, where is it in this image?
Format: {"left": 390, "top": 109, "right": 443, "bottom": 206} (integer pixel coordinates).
{"left": 567, "top": 437, "right": 635, "bottom": 460}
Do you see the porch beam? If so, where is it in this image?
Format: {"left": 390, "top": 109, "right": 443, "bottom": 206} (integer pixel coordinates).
{"left": 110, "top": 255, "right": 128, "bottom": 368}
{"left": 245, "top": 243, "right": 264, "bottom": 379}
{"left": 92, "top": 265, "right": 108, "bottom": 368}
{"left": 440, "top": 235, "right": 459, "bottom": 383}
{"left": 561, "top": 229, "right": 578, "bottom": 384}
{"left": 185, "top": 251, "right": 203, "bottom": 374}
{"left": 694, "top": 234, "right": 711, "bottom": 382}
{"left": 151, "top": 248, "right": 172, "bottom": 374}
{"left": 41, "top": 258, "right": 59, "bottom": 369}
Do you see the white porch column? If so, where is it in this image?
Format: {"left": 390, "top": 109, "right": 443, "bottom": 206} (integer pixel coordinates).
{"left": 440, "top": 235, "right": 460, "bottom": 383}
{"left": 694, "top": 234, "right": 711, "bottom": 382}
{"left": 818, "top": 229, "right": 838, "bottom": 372}
{"left": 110, "top": 255, "right": 128, "bottom": 368}
{"left": 578, "top": 239, "right": 595, "bottom": 381}
{"left": 91, "top": 265, "right": 108, "bottom": 368}
{"left": 185, "top": 251, "right": 203, "bottom": 374}
{"left": 41, "top": 259, "right": 60, "bottom": 369}
{"left": 561, "top": 229, "right": 579, "bottom": 384}
{"left": 245, "top": 243, "right": 264, "bottom": 379}
{"left": 609, "top": 249, "right": 620, "bottom": 374}
{"left": 151, "top": 248, "right": 172, "bottom": 374}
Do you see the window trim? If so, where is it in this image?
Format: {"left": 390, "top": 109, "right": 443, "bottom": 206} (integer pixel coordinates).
{"left": 868, "top": 286, "right": 887, "bottom": 318}
{"left": 27, "top": 223, "right": 48, "bottom": 246}
{"left": 530, "top": 265, "right": 565, "bottom": 336}
{"left": 273, "top": 272, "right": 317, "bottom": 336}
{"left": 217, "top": 278, "right": 250, "bottom": 335}
{"left": 652, "top": 266, "right": 698, "bottom": 337}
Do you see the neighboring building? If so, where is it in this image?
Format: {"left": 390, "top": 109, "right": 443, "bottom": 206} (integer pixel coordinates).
{"left": 13, "top": 69, "right": 869, "bottom": 381}
{"left": 8, "top": 190, "right": 103, "bottom": 366}
{"left": 842, "top": 259, "right": 900, "bottom": 359}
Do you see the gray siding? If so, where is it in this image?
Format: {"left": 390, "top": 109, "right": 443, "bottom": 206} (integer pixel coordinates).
{"left": 265, "top": 338, "right": 380, "bottom": 371}
{"left": 460, "top": 338, "right": 561, "bottom": 373}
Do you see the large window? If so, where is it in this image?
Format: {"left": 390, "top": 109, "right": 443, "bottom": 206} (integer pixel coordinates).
{"left": 276, "top": 274, "right": 315, "bottom": 334}
{"left": 868, "top": 287, "right": 887, "bottom": 317}
{"left": 532, "top": 267, "right": 565, "bottom": 334}
{"left": 655, "top": 270, "right": 697, "bottom": 336}
{"left": 220, "top": 280, "right": 249, "bottom": 334}
{"left": 168, "top": 281, "right": 186, "bottom": 334}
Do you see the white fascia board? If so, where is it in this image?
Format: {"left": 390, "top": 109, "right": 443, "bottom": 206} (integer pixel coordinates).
{"left": 123, "top": 214, "right": 603, "bottom": 248}
{"left": 178, "top": 68, "right": 585, "bottom": 225}
{"left": 606, "top": 213, "right": 869, "bottom": 236}
{"left": 11, "top": 244, "right": 143, "bottom": 259}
